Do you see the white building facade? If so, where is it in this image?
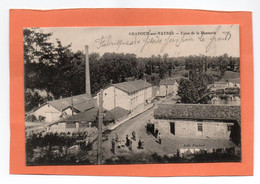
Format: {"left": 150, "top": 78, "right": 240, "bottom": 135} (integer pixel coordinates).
{"left": 159, "top": 78, "right": 179, "bottom": 97}
{"left": 33, "top": 104, "right": 67, "bottom": 122}
{"left": 98, "top": 80, "right": 153, "bottom": 113}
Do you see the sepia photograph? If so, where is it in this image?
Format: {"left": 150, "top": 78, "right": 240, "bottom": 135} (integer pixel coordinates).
{"left": 24, "top": 25, "right": 241, "bottom": 165}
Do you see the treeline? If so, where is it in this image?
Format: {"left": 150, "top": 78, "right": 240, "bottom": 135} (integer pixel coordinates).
{"left": 24, "top": 28, "right": 240, "bottom": 111}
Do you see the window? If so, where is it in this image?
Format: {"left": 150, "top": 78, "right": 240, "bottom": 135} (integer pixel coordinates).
{"left": 198, "top": 123, "right": 203, "bottom": 132}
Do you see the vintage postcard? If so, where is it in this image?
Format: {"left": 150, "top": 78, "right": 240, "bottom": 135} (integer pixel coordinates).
{"left": 10, "top": 9, "right": 253, "bottom": 176}
{"left": 24, "top": 25, "right": 241, "bottom": 165}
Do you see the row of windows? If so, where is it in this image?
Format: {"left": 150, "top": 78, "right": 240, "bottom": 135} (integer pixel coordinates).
{"left": 130, "top": 91, "right": 152, "bottom": 103}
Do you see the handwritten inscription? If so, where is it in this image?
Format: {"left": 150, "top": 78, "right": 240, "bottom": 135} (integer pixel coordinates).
{"left": 94, "top": 26, "right": 232, "bottom": 53}
{"left": 95, "top": 35, "right": 140, "bottom": 50}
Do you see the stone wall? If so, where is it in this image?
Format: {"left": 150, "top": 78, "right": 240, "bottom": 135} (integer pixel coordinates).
{"left": 155, "top": 119, "right": 233, "bottom": 140}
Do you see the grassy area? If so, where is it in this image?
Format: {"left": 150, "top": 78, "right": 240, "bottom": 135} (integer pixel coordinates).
{"left": 222, "top": 71, "right": 240, "bottom": 80}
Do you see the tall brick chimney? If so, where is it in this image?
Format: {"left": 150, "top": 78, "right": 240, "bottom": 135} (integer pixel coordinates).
{"left": 85, "top": 45, "right": 91, "bottom": 95}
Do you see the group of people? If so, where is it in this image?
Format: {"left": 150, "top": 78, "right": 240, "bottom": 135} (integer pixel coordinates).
{"left": 111, "top": 130, "right": 145, "bottom": 154}
{"left": 111, "top": 127, "right": 163, "bottom": 154}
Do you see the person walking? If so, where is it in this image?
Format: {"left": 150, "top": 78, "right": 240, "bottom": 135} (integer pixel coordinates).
{"left": 111, "top": 139, "right": 116, "bottom": 154}
{"left": 115, "top": 133, "right": 119, "bottom": 142}
{"left": 155, "top": 129, "right": 159, "bottom": 138}
{"left": 132, "top": 130, "right": 136, "bottom": 141}
{"left": 138, "top": 139, "right": 143, "bottom": 149}
{"left": 158, "top": 132, "right": 161, "bottom": 144}
{"left": 126, "top": 135, "right": 130, "bottom": 146}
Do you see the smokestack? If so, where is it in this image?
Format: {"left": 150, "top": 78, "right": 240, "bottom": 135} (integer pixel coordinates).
{"left": 85, "top": 45, "right": 91, "bottom": 95}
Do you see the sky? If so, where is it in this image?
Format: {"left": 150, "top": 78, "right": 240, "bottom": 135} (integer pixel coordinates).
{"left": 39, "top": 25, "right": 240, "bottom": 57}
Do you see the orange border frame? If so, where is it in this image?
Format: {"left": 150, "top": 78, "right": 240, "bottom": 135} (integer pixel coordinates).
{"left": 9, "top": 9, "right": 254, "bottom": 176}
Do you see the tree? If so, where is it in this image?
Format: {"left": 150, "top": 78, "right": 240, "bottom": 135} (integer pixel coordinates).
{"left": 159, "top": 62, "right": 167, "bottom": 79}
{"left": 177, "top": 79, "right": 200, "bottom": 103}
{"left": 177, "top": 55, "right": 215, "bottom": 104}
{"left": 25, "top": 89, "right": 46, "bottom": 112}
{"left": 23, "top": 28, "right": 54, "bottom": 64}
{"left": 218, "top": 53, "right": 228, "bottom": 76}
{"left": 24, "top": 29, "right": 88, "bottom": 111}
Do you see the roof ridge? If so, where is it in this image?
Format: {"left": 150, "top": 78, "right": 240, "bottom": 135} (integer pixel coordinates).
{"left": 48, "top": 93, "right": 91, "bottom": 103}
{"left": 112, "top": 79, "right": 152, "bottom": 94}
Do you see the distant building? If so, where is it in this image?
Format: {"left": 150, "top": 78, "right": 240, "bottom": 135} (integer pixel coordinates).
{"left": 211, "top": 96, "right": 240, "bottom": 106}
{"left": 211, "top": 79, "right": 240, "bottom": 91}
{"left": 212, "top": 81, "right": 229, "bottom": 90}
{"left": 153, "top": 104, "right": 241, "bottom": 143}
{"left": 28, "top": 93, "right": 96, "bottom": 123}
{"left": 97, "top": 80, "right": 153, "bottom": 113}
{"left": 159, "top": 78, "right": 180, "bottom": 97}
{"left": 225, "top": 78, "right": 240, "bottom": 88}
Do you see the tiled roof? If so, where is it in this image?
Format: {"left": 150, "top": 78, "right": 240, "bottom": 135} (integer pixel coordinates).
{"left": 73, "top": 100, "right": 96, "bottom": 112}
{"left": 56, "top": 107, "right": 114, "bottom": 123}
{"left": 154, "top": 104, "right": 241, "bottom": 121}
{"left": 113, "top": 80, "right": 152, "bottom": 94}
{"left": 109, "top": 106, "right": 129, "bottom": 121}
{"left": 43, "top": 93, "right": 94, "bottom": 112}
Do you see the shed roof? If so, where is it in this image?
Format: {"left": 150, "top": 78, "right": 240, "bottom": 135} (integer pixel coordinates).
{"left": 113, "top": 80, "right": 152, "bottom": 94}
{"left": 73, "top": 100, "right": 96, "bottom": 112}
{"left": 109, "top": 106, "right": 129, "bottom": 121}
{"left": 154, "top": 104, "right": 240, "bottom": 121}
